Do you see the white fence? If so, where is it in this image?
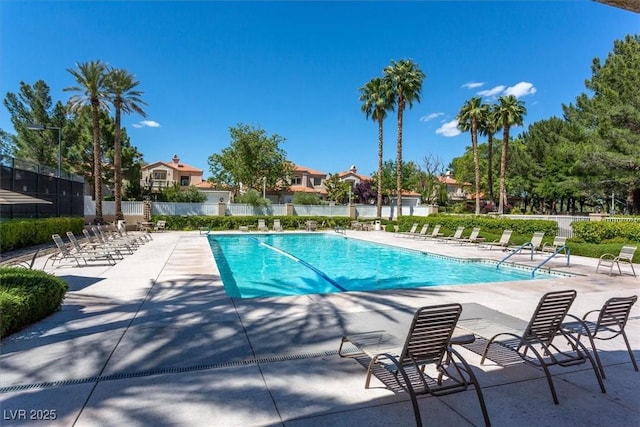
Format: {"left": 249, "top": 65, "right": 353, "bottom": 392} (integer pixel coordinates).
{"left": 505, "top": 215, "right": 591, "bottom": 238}
{"left": 85, "top": 197, "right": 637, "bottom": 238}
{"left": 293, "top": 205, "right": 349, "bottom": 217}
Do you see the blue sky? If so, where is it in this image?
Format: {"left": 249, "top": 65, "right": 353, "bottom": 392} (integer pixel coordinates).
{"left": 1, "top": 1, "right": 638, "bottom": 179}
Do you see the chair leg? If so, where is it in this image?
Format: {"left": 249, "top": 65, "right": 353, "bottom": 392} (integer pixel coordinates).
{"left": 620, "top": 331, "right": 639, "bottom": 372}
{"left": 449, "top": 347, "right": 491, "bottom": 427}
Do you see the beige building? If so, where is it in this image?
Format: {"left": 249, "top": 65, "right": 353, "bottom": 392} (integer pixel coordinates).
{"left": 141, "top": 154, "right": 206, "bottom": 191}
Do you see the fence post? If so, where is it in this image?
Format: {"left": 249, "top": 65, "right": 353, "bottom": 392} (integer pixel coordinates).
{"left": 217, "top": 201, "right": 226, "bottom": 216}
{"left": 589, "top": 213, "right": 609, "bottom": 222}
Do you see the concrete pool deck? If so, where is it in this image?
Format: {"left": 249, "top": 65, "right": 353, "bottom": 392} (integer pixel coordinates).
{"left": 1, "top": 230, "right": 638, "bottom": 426}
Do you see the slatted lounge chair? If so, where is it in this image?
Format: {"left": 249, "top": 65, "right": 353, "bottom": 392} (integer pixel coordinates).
{"left": 438, "top": 226, "right": 465, "bottom": 243}
{"left": 596, "top": 245, "right": 637, "bottom": 277}
{"left": 117, "top": 223, "right": 152, "bottom": 242}
{"left": 50, "top": 234, "right": 117, "bottom": 267}
{"left": 258, "top": 219, "right": 268, "bottom": 232}
{"left": 273, "top": 219, "right": 284, "bottom": 232}
{"left": 420, "top": 224, "right": 443, "bottom": 239}
{"left": 456, "top": 227, "right": 484, "bottom": 244}
{"left": 397, "top": 223, "right": 418, "bottom": 237}
{"left": 97, "top": 225, "right": 142, "bottom": 247}
{"left": 541, "top": 236, "right": 567, "bottom": 255}
{"left": 339, "top": 304, "right": 490, "bottom": 427}
{"left": 48, "top": 234, "right": 86, "bottom": 267}
{"left": 563, "top": 295, "right": 638, "bottom": 379}
{"left": 83, "top": 229, "right": 134, "bottom": 255}
{"left": 479, "top": 290, "right": 606, "bottom": 404}
{"left": 305, "top": 220, "right": 317, "bottom": 231}
{"left": 481, "top": 229, "right": 512, "bottom": 250}
{"left": 506, "top": 231, "right": 545, "bottom": 254}
{"left": 66, "top": 231, "right": 123, "bottom": 261}
{"left": 410, "top": 223, "right": 429, "bottom": 238}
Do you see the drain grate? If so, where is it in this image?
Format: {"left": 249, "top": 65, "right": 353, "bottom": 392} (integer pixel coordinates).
{"left": 0, "top": 349, "right": 340, "bottom": 394}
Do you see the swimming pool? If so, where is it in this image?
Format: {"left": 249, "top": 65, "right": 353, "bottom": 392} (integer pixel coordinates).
{"left": 209, "top": 233, "right": 558, "bottom": 298}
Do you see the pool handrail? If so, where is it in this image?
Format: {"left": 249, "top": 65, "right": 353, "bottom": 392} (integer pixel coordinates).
{"left": 496, "top": 242, "right": 536, "bottom": 269}
{"left": 532, "top": 245, "right": 571, "bottom": 277}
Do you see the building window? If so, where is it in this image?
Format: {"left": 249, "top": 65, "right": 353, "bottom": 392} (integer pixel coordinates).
{"left": 311, "top": 177, "right": 322, "bottom": 186}
{"left": 292, "top": 176, "right": 302, "bottom": 185}
{"left": 152, "top": 170, "right": 167, "bottom": 180}
{"left": 180, "top": 176, "right": 190, "bottom": 186}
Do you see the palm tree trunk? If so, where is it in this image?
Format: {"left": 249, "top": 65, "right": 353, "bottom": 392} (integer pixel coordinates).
{"left": 396, "top": 102, "right": 404, "bottom": 218}
{"left": 114, "top": 107, "right": 124, "bottom": 221}
{"left": 487, "top": 134, "right": 494, "bottom": 202}
{"left": 91, "top": 100, "right": 103, "bottom": 224}
{"left": 498, "top": 126, "right": 509, "bottom": 214}
{"left": 472, "top": 120, "right": 481, "bottom": 215}
{"left": 376, "top": 118, "right": 384, "bottom": 219}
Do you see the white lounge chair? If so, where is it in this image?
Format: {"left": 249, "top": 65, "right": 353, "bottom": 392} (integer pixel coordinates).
{"left": 596, "top": 245, "right": 637, "bottom": 277}
{"left": 481, "top": 230, "right": 512, "bottom": 250}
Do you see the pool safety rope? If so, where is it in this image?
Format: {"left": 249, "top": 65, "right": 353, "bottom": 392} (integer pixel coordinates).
{"left": 250, "top": 237, "right": 347, "bottom": 292}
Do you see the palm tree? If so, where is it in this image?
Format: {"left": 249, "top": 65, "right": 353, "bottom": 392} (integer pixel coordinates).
{"left": 496, "top": 95, "right": 527, "bottom": 214}
{"left": 105, "top": 68, "right": 147, "bottom": 221}
{"left": 65, "top": 60, "right": 109, "bottom": 223}
{"left": 383, "top": 59, "right": 425, "bottom": 217}
{"left": 457, "top": 97, "right": 487, "bottom": 215}
{"left": 359, "top": 77, "right": 394, "bottom": 218}
{"left": 479, "top": 103, "right": 501, "bottom": 203}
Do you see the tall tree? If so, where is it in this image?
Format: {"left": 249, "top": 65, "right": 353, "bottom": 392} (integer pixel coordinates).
{"left": 383, "top": 59, "right": 425, "bottom": 217}
{"left": 65, "top": 60, "right": 110, "bottom": 223}
{"left": 495, "top": 95, "right": 526, "bottom": 214}
{"left": 324, "top": 173, "right": 352, "bottom": 204}
{"left": 359, "top": 77, "right": 394, "bottom": 219}
{"left": 3, "top": 80, "right": 66, "bottom": 167}
{"left": 479, "top": 103, "right": 500, "bottom": 202}
{"left": 457, "top": 97, "right": 487, "bottom": 215}
{"left": 208, "top": 123, "right": 293, "bottom": 197}
{"left": 105, "top": 68, "right": 147, "bottom": 220}
{"left": 564, "top": 34, "right": 640, "bottom": 213}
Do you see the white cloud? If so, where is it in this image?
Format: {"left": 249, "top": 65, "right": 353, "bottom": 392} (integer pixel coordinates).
{"left": 132, "top": 120, "right": 161, "bottom": 128}
{"left": 505, "top": 81, "right": 537, "bottom": 98}
{"left": 420, "top": 112, "right": 444, "bottom": 122}
{"left": 435, "top": 119, "right": 461, "bottom": 137}
{"left": 462, "top": 82, "right": 484, "bottom": 89}
{"left": 476, "top": 85, "right": 505, "bottom": 97}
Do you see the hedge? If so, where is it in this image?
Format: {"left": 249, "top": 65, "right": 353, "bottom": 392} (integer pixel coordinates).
{"left": 571, "top": 221, "right": 640, "bottom": 244}
{"left": 151, "top": 215, "right": 395, "bottom": 231}
{"left": 0, "top": 267, "right": 68, "bottom": 338}
{"left": 396, "top": 214, "right": 559, "bottom": 237}
{"left": 0, "top": 217, "right": 85, "bottom": 252}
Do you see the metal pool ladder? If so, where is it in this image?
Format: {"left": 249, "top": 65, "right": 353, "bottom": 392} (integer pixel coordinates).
{"left": 531, "top": 245, "right": 570, "bottom": 277}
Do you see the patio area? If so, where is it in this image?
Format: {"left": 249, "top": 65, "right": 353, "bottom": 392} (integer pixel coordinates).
{"left": 1, "top": 230, "right": 638, "bottom": 426}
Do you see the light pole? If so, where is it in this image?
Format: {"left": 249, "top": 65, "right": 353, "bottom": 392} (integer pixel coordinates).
{"left": 27, "top": 123, "right": 62, "bottom": 216}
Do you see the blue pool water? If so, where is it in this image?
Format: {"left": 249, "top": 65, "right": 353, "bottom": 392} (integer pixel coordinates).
{"left": 209, "top": 233, "right": 556, "bottom": 298}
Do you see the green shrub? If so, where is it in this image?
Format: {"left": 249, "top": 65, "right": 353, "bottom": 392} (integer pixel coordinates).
{"left": 0, "top": 217, "right": 84, "bottom": 252}
{"left": 151, "top": 215, "right": 356, "bottom": 231}
{"left": 571, "top": 221, "right": 640, "bottom": 244}
{"left": 0, "top": 267, "right": 68, "bottom": 338}
{"left": 396, "top": 214, "right": 558, "bottom": 237}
